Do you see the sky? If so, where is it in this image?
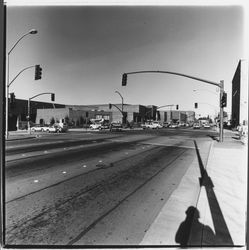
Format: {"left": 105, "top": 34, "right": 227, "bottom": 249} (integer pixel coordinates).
{"left": 6, "top": 1, "right": 247, "bottom": 118}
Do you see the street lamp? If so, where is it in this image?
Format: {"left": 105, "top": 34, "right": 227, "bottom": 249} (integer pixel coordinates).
{"left": 115, "top": 90, "right": 124, "bottom": 124}
{"left": 6, "top": 29, "right": 38, "bottom": 139}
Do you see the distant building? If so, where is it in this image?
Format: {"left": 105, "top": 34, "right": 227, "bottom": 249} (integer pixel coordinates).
{"left": 8, "top": 98, "right": 65, "bottom": 131}
{"left": 161, "top": 110, "right": 195, "bottom": 124}
{"left": 9, "top": 98, "right": 196, "bottom": 130}
{"left": 231, "top": 60, "right": 248, "bottom": 128}
{"left": 36, "top": 107, "right": 112, "bottom": 126}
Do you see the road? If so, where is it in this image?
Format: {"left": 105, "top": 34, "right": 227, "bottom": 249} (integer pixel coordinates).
{"left": 4, "top": 127, "right": 218, "bottom": 245}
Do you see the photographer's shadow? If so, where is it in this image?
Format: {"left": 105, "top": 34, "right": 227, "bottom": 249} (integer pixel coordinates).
{"left": 175, "top": 206, "right": 216, "bottom": 247}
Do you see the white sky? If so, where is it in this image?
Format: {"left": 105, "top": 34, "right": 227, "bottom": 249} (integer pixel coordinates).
{"left": 5, "top": 1, "right": 248, "bottom": 117}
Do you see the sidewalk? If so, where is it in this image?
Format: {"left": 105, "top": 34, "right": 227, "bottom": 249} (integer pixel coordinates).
{"left": 140, "top": 129, "right": 247, "bottom": 248}
{"left": 5, "top": 130, "right": 38, "bottom": 141}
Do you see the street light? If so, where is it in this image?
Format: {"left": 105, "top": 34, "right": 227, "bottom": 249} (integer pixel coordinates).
{"left": 115, "top": 90, "right": 124, "bottom": 124}
{"left": 6, "top": 29, "right": 38, "bottom": 139}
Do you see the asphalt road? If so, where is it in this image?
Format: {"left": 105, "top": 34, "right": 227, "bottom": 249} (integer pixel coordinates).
{"left": 4, "top": 127, "right": 218, "bottom": 245}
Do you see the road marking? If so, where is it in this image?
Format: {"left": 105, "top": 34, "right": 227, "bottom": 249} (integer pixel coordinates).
{"left": 44, "top": 151, "right": 48, "bottom": 153}
{"left": 62, "top": 171, "right": 67, "bottom": 174}
{"left": 99, "top": 160, "right": 102, "bottom": 163}
{"left": 83, "top": 165, "right": 87, "bottom": 168}
{"left": 34, "top": 180, "right": 39, "bottom": 183}
{"left": 22, "top": 154, "right": 26, "bottom": 157}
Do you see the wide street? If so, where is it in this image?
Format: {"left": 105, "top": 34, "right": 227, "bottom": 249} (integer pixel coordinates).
{"left": 4, "top": 126, "right": 219, "bottom": 246}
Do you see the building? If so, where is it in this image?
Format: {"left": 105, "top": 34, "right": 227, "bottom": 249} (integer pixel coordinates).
{"left": 36, "top": 107, "right": 112, "bottom": 127}
{"left": 231, "top": 60, "right": 248, "bottom": 128}
{"left": 8, "top": 98, "right": 196, "bottom": 130}
{"left": 159, "top": 110, "right": 195, "bottom": 124}
{"left": 8, "top": 98, "right": 65, "bottom": 131}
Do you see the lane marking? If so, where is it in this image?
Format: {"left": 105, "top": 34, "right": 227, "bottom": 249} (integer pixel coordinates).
{"left": 34, "top": 180, "right": 39, "bottom": 183}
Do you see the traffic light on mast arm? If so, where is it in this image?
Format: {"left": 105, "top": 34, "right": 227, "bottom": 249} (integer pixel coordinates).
{"left": 109, "top": 103, "right": 112, "bottom": 109}
{"left": 176, "top": 104, "right": 179, "bottom": 110}
{"left": 194, "top": 103, "right": 198, "bottom": 109}
{"left": 35, "top": 65, "right": 42, "bottom": 80}
{"left": 122, "top": 73, "right": 127, "bottom": 86}
{"left": 10, "top": 92, "right": 15, "bottom": 104}
{"left": 221, "top": 92, "right": 227, "bottom": 108}
{"left": 51, "top": 93, "right": 55, "bottom": 101}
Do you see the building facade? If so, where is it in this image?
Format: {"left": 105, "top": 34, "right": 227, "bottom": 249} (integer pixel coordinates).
{"left": 231, "top": 60, "right": 248, "bottom": 128}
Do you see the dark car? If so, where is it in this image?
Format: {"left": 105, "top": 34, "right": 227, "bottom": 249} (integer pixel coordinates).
{"left": 110, "top": 122, "right": 122, "bottom": 132}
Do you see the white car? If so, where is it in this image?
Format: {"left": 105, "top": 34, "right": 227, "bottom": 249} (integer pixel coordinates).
{"left": 169, "top": 124, "right": 179, "bottom": 128}
{"left": 41, "top": 125, "right": 50, "bottom": 132}
{"left": 48, "top": 125, "right": 58, "bottom": 133}
{"left": 143, "top": 122, "right": 163, "bottom": 129}
{"left": 204, "top": 123, "right": 211, "bottom": 128}
{"left": 31, "top": 125, "right": 42, "bottom": 132}
{"left": 89, "top": 123, "right": 102, "bottom": 130}
{"left": 193, "top": 123, "right": 201, "bottom": 129}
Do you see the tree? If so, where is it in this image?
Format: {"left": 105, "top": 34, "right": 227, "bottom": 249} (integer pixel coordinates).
{"left": 65, "top": 115, "right": 70, "bottom": 125}
{"left": 50, "top": 117, "right": 55, "bottom": 125}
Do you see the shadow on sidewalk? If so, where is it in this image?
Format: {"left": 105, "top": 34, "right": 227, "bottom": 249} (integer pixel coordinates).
{"left": 175, "top": 140, "right": 234, "bottom": 247}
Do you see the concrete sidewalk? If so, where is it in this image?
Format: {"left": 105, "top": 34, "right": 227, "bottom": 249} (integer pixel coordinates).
{"left": 141, "top": 129, "right": 247, "bottom": 248}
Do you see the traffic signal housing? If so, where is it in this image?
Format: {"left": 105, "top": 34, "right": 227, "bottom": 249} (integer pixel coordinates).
{"left": 176, "top": 105, "right": 179, "bottom": 110}
{"left": 109, "top": 103, "right": 112, "bottom": 109}
{"left": 194, "top": 103, "right": 198, "bottom": 109}
{"left": 10, "top": 92, "right": 15, "bottom": 104}
{"left": 35, "top": 65, "right": 42, "bottom": 80}
{"left": 51, "top": 93, "right": 55, "bottom": 101}
{"left": 221, "top": 92, "right": 227, "bottom": 108}
{"left": 122, "top": 73, "right": 127, "bottom": 86}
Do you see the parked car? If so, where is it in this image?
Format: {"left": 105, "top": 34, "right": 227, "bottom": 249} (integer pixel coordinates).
{"left": 169, "top": 123, "right": 179, "bottom": 128}
{"left": 204, "top": 123, "right": 211, "bottom": 128}
{"left": 48, "top": 125, "right": 58, "bottom": 133}
{"left": 41, "top": 125, "right": 50, "bottom": 132}
{"left": 110, "top": 122, "right": 122, "bottom": 131}
{"left": 90, "top": 123, "right": 102, "bottom": 130}
{"left": 193, "top": 123, "right": 201, "bottom": 129}
{"left": 100, "top": 124, "right": 110, "bottom": 130}
{"left": 31, "top": 125, "right": 42, "bottom": 132}
{"left": 143, "top": 121, "right": 163, "bottom": 129}
{"left": 48, "top": 123, "right": 68, "bottom": 133}
{"left": 163, "top": 122, "right": 170, "bottom": 128}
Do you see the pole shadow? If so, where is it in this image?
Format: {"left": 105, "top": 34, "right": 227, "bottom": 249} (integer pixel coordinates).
{"left": 175, "top": 140, "right": 234, "bottom": 247}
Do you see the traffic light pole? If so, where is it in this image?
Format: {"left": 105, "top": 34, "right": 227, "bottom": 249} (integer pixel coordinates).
{"left": 122, "top": 70, "right": 224, "bottom": 142}
{"left": 28, "top": 92, "right": 55, "bottom": 134}
{"left": 219, "top": 80, "right": 224, "bottom": 142}
{"left": 6, "top": 65, "right": 37, "bottom": 138}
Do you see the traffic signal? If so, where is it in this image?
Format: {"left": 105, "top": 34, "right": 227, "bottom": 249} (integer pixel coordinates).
{"left": 51, "top": 93, "right": 55, "bottom": 101}
{"left": 109, "top": 103, "right": 112, "bottom": 109}
{"left": 221, "top": 92, "right": 227, "bottom": 108}
{"left": 194, "top": 103, "right": 198, "bottom": 109}
{"left": 122, "top": 73, "right": 127, "bottom": 86}
{"left": 176, "top": 105, "right": 179, "bottom": 110}
{"left": 35, "top": 65, "right": 42, "bottom": 80}
{"left": 10, "top": 92, "right": 15, "bottom": 104}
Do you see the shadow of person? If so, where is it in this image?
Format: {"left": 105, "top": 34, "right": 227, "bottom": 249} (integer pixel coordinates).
{"left": 175, "top": 206, "right": 216, "bottom": 247}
